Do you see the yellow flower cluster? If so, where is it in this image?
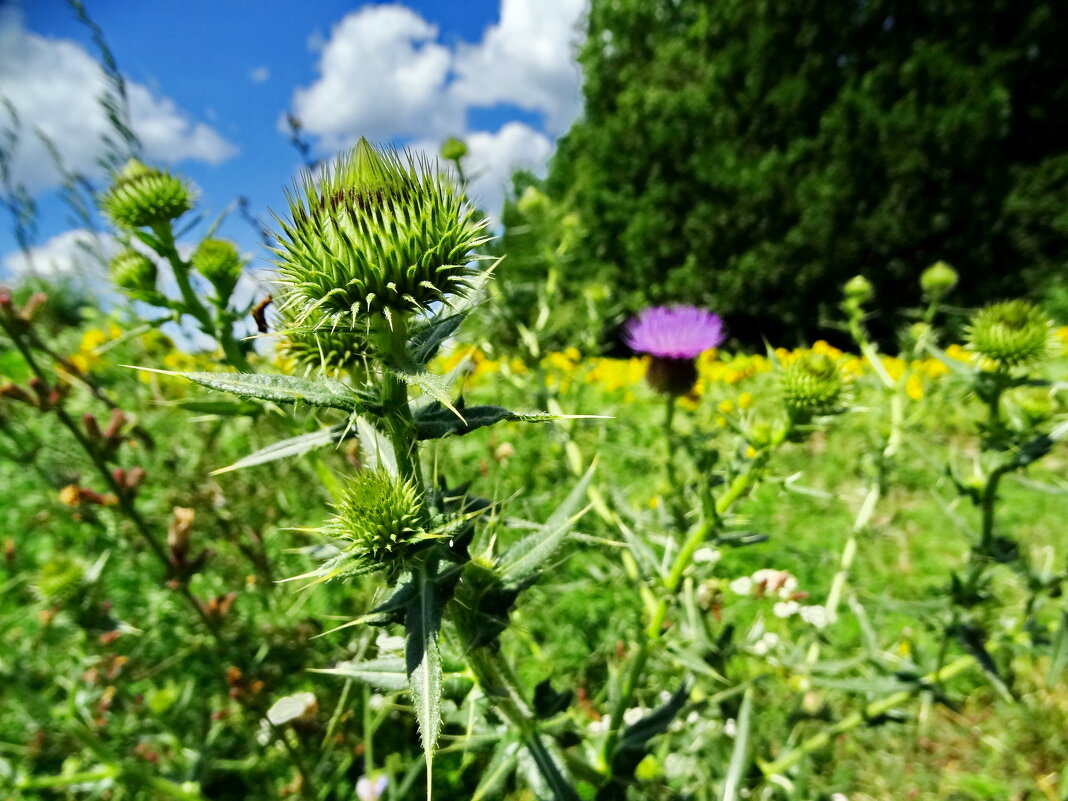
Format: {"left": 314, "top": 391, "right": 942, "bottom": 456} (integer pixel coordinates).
{"left": 65, "top": 324, "right": 125, "bottom": 375}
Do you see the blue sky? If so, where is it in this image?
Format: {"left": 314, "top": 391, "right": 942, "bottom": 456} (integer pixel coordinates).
{"left": 0, "top": 0, "right": 585, "bottom": 280}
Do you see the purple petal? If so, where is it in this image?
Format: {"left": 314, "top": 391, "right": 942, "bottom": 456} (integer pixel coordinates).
{"left": 625, "top": 306, "right": 725, "bottom": 359}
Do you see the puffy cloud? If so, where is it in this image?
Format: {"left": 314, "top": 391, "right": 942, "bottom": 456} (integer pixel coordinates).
{"left": 290, "top": 5, "right": 460, "bottom": 150}
{"left": 249, "top": 66, "right": 270, "bottom": 84}
{"left": 288, "top": 0, "right": 585, "bottom": 211}
{"left": 0, "top": 12, "right": 236, "bottom": 192}
{"left": 450, "top": 0, "right": 586, "bottom": 134}
{"left": 3, "top": 228, "right": 113, "bottom": 282}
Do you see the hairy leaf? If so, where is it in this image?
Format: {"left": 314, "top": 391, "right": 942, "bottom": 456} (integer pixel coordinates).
{"left": 312, "top": 657, "right": 407, "bottom": 691}
{"left": 128, "top": 367, "right": 364, "bottom": 411}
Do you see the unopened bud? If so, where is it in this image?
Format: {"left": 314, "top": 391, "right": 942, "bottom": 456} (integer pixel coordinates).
{"left": 920, "top": 261, "right": 958, "bottom": 300}
{"left": 103, "top": 409, "right": 128, "bottom": 442}
{"left": 843, "top": 275, "right": 873, "bottom": 305}
{"left": 83, "top": 413, "right": 103, "bottom": 441}
{"left": 168, "top": 506, "right": 196, "bottom": 563}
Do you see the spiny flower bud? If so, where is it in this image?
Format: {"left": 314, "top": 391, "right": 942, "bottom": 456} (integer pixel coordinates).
{"left": 274, "top": 138, "right": 489, "bottom": 327}
{"left": 101, "top": 158, "right": 193, "bottom": 229}
{"left": 109, "top": 249, "right": 158, "bottom": 293}
{"left": 966, "top": 300, "right": 1051, "bottom": 369}
{"left": 275, "top": 295, "right": 371, "bottom": 376}
{"left": 920, "top": 261, "right": 958, "bottom": 300}
{"left": 326, "top": 469, "right": 429, "bottom": 568}
{"left": 191, "top": 239, "right": 243, "bottom": 300}
{"left": 33, "top": 554, "right": 88, "bottom": 605}
{"left": 843, "top": 275, "right": 873, "bottom": 305}
{"left": 782, "top": 353, "right": 845, "bottom": 417}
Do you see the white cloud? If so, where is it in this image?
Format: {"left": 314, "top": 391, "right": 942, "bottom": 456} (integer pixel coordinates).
{"left": 450, "top": 0, "right": 586, "bottom": 134}
{"left": 249, "top": 65, "right": 270, "bottom": 83}
{"left": 3, "top": 228, "right": 113, "bottom": 281}
{"left": 287, "top": 0, "right": 585, "bottom": 212}
{"left": 0, "top": 12, "right": 237, "bottom": 192}
{"left": 290, "top": 5, "right": 460, "bottom": 150}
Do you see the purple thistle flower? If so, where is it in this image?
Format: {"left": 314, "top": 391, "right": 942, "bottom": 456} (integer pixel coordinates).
{"left": 625, "top": 306, "right": 726, "bottom": 359}
{"left": 625, "top": 306, "right": 726, "bottom": 395}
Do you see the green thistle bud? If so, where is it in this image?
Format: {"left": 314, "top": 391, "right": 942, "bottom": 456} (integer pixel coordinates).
{"left": 100, "top": 158, "right": 193, "bottom": 229}
{"left": 109, "top": 248, "right": 158, "bottom": 293}
{"left": 276, "top": 294, "right": 371, "bottom": 376}
{"left": 191, "top": 239, "right": 243, "bottom": 300}
{"left": 274, "top": 138, "right": 489, "bottom": 328}
{"left": 966, "top": 300, "right": 1051, "bottom": 369}
{"left": 920, "top": 261, "right": 958, "bottom": 299}
{"left": 326, "top": 469, "right": 431, "bottom": 569}
{"left": 440, "top": 137, "right": 467, "bottom": 162}
{"left": 782, "top": 353, "right": 845, "bottom": 417}
{"left": 843, "top": 275, "right": 874, "bottom": 305}
{"left": 33, "top": 554, "right": 87, "bottom": 605}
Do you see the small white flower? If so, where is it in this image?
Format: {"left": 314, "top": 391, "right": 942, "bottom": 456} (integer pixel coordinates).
{"left": 693, "top": 547, "right": 721, "bottom": 564}
{"left": 588, "top": 714, "right": 611, "bottom": 734}
{"left": 800, "top": 604, "right": 830, "bottom": 629}
{"left": 368, "top": 693, "right": 386, "bottom": 711}
{"left": 375, "top": 633, "right": 405, "bottom": 653}
{"left": 724, "top": 718, "right": 737, "bottom": 738}
{"left": 356, "top": 775, "right": 388, "bottom": 801}
{"left": 751, "top": 632, "right": 781, "bottom": 656}
{"left": 831, "top": 794, "right": 849, "bottom": 801}
{"left": 729, "top": 576, "right": 753, "bottom": 596}
{"left": 773, "top": 600, "right": 801, "bottom": 618}
{"left": 658, "top": 690, "right": 673, "bottom": 704}
{"left": 623, "top": 707, "right": 645, "bottom": 725}
{"left": 686, "top": 711, "right": 701, "bottom": 725}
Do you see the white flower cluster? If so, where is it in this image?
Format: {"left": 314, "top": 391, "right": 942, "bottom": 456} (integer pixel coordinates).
{"left": 730, "top": 568, "right": 829, "bottom": 629}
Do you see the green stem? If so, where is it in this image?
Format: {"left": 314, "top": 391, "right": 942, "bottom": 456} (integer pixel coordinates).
{"left": 377, "top": 315, "right": 423, "bottom": 489}
{"left": 761, "top": 653, "right": 977, "bottom": 775}
{"left": 150, "top": 223, "right": 250, "bottom": 371}
{"left": 602, "top": 424, "right": 791, "bottom": 768}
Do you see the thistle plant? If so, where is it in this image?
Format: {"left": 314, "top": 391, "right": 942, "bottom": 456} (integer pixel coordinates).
{"left": 98, "top": 158, "right": 254, "bottom": 371}
{"left": 152, "top": 138, "right": 605, "bottom": 800}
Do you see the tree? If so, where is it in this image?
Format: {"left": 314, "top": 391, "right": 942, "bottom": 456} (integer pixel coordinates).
{"left": 546, "top": 0, "right": 1068, "bottom": 344}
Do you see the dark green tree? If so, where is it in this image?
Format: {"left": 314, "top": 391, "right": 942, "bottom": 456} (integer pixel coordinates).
{"left": 545, "top": 0, "right": 1068, "bottom": 344}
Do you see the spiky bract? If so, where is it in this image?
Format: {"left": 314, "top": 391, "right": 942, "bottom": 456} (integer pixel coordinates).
{"left": 109, "top": 249, "right": 158, "bottom": 293}
{"left": 192, "top": 239, "right": 243, "bottom": 299}
{"left": 33, "top": 554, "right": 87, "bottom": 605}
{"left": 274, "top": 138, "right": 489, "bottom": 328}
{"left": 100, "top": 159, "right": 193, "bottom": 229}
{"left": 326, "top": 469, "right": 431, "bottom": 569}
{"left": 966, "top": 300, "right": 1051, "bottom": 369}
{"left": 782, "top": 353, "right": 845, "bottom": 416}
{"left": 275, "top": 295, "right": 371, "bottom": 376}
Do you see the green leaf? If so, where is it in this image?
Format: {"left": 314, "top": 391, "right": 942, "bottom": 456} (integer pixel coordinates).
{"left": 169, "top": 398, "right": 264, "bottom": 416}
{"left": 472, "top": 740, "right": 520, "bottom": 801}
{"left": 720, "top": 687, "right": 753, "bottom": 801}
{"left": 312, "top": 657, "right": 408, "bottom": 691}
{"left": 385, "top": 360, "right": 462, "bottom": 419}
{"left": 407, "top": 310, "right": 469, "bottom": 365}
{"left": 127, "top": 367, "right": 364, "bottom": 411}
{"left": 212, "top": 423, "right": 346, "bottom": 475}
{"left": 499, "top": 462, "right": 596, "bottom": 584}
{"left": 415, "top": 403, "right": 549, "bottom": 440}
{"left": 611, "top": 682, "right": 688, "bottom": 778}
{"left": 406, "top": 560, "right": 445, "bottom": 797}
{"left": 356, "top": 417, "right": 397, "bottom": 475}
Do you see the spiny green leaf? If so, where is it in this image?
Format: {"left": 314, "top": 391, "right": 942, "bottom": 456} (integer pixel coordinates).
{"left": 127, "top": 367, "right": 364, "bottom": 411}
{"left": 499, "top": 462, "right": 596, "bottom": 584}
{"left": 385, "top": 360, "right": 462, "bottom": 419}
{"left": 612, "top": 682, "right": 689, "bottom": 778}
{"left": 414, "top": 403, "right": 564, "bottom": 440}
{"left": 406, "top": 560, "right": 445, "bottom": 797}
{"left": 720, "top": 687, "right": 753, "bottom": 801}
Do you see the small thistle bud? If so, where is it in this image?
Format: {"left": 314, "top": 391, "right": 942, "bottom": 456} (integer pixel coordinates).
{"left": 101, "top": 158, "right": 193, "bottom": 229}
{"left": 191, "top": 239, "right": 243, "bottom": 300}
{"left": 966, "top": 300, "right": 1051, "bottom": 369}
{"left": 782, "top": 353, "right": 845, "bottom": 417}
{"left": 274, "top": 138, "right": 488, "bottom": 327}
{"left": 33, "top": 554, "right": 88, "bottom": 605}
{"left": 440, "top": 137, "right": 467, "bottom": 162}
{"left": 326, "top": 469, "right": 429, "bottom": 569}
{"left": 920, "top": 261, "right": 958, "bottom": 300}
{"left": 109, "top": 249, "right": 158, "bottom": 293}
{"left": 843, "top": 275, "right": 874, "bottom": 305}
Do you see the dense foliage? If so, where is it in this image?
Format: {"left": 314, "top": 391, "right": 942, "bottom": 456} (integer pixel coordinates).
{"left": 543, "top": 0, "right": 1068, "bottom": 344}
